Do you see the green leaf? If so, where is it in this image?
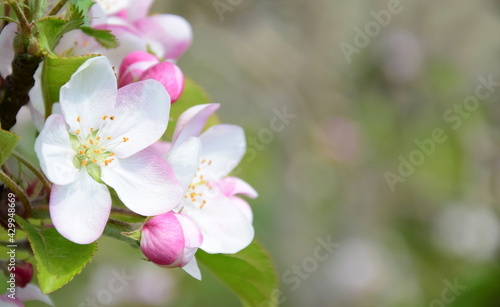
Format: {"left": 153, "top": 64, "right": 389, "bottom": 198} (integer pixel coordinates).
{"left": 80, "top": 26, "right": 118, "bottom": 49}
{"left": 17, "top": 217, "right": 97, "bottom": 294}
{"left": 0, "top": 129, "right": 19, "bottom": 166}
{"left": 69, "top": 0, "right": 95, "bottom": 25}
{"left": 164, "top": 78, "right": 220, "bottom": 140}
{"left": 35, "top": 3, "right": 85, "bottom": 53}
{"left": 197, "top": 240, "right": 279, "bottom": 307}
{"left": 41, "top": 54, "right": 97, "bottom": 115}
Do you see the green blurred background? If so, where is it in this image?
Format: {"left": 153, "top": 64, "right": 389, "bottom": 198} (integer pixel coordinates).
{"left": 21, "top": 0, "right": 500, "bottom": 306}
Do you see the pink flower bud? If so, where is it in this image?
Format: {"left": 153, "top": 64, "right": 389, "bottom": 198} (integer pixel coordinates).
{"left": 15, "top": 261, "right": 34, "bottom": 288}
{"left": 140, "top": 212, "right": 202, "bottom": 268}
{"left": 119, "top": 51, "right": 185, "bottom": 102}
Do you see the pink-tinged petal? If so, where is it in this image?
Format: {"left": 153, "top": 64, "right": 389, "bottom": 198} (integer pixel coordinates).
{"left": 141, "top": 213, "right": 185, "bottom": 266}
{"left": 101, "top": 149, "right": 183, "bottom": 216}
{"left": 124, "top": 0, "right": 154, "bottom": 22}
{"left": 59, "top": 56, "right": 117, "bottom": 136}
{"left": 103, "top": 79, "right": 170, "bottom": 158}
{"left": 16, "top": 284, "right": 54, "bottom": 306}
{"left": 198, "top": 124, "right": 246, "bottom": 181}
{"left": 50, "top": 170, "right": 111, "bottom": 244}
{"left": 134, "top": 14, "right": 192, "bottom": 60}
{"left": 216, "top": 177, "right": 258, "bottom": 198}
{"left": 140, "top": 213, "right": 202, "bottom": 270}
{"left": 184, "top": 196, "right": 254, "bottom": 254}
{"left": 176, "top": 214, "right": 203, "bottom": 264}
{"left": 94, "top": 24, "right": 147, "bottom": 69}
{"left": 0, "top": 295, "right": 23, "bottom": 307}
{"left": 0, "top": 23, "right": 16, "bottom": 78}
{"left": 34, "top": 115, "right": 79, "bottom": 186}
{"left": 182, "top": 257, "right": 201, "bottom": 280}
{"left": 148, "top": 141, "right": 172, "bottom": 159}
{"left": 118, "top": 51, "right": 159, "bottom": 87}
{"left": 172, "top": 103, "right": 220, "bottom": 146}
{"left": 139, "top": 62, "right": 184, "bottom": 102}
{"left": 95, "top": 0, "right": 130, "bottom": 15}
{"left": 167, "top": 137, "right": 201, "bottom": 192}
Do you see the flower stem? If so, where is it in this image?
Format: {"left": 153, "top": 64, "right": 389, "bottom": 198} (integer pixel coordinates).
{"left": 4, "top": 0, "right": 29, "bottom": 31}
{"left": 0, "top": 170, "right": 31, "bottom": 217}
{"left": 11, "top": 151, "right": 52, "bottom": 201}
{"left": 111, "top": 207, "right": 142, "bottom": 218}
{"left": 48, "top": 0, "right": 69, "bottom": 15}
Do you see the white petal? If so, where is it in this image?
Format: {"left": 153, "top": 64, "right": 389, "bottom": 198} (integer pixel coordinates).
{"left": 182, "top": 257, "right": 201, "bottom": 280}
{"left": 59, "top": 56, "right": 117, "bottom": 136}
{"left": 28, "top": 66, "right": 45, "bottom": 131}
{"left": 185, "top": 196, "right": 254, "bottom": 254}
{"left": 172, "top": 103, "right": 220, "bottom": 147}
{"left": 101, "top": 149, "right": 183, "bottom": 216}
{"left": 198, "top": 124, "right": 246, "bottom": 181}
{"left": 0, "top": 23, "right": 16, "bottom": 78}
{"left": 167, "top": 137, "right": 201, "bottom": 192}
{"left": 230, "top": 197, "right": 253, "bottom": 223}
{"left": 94, "top": 24, "right": 147, "bottom": 69}
{"left": 16, "top": 284, "right": 54, "bottom": 306}
{"left": 35, "top": 114, "right": 79, "bottom": 185}
{"left": 104, "top": 79, "right": 170, "bottom": 158}
{"left": 50, "top": 170, "right": 111, "bottom": 244}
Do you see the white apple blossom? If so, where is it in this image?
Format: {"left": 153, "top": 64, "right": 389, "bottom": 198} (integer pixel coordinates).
{"left": 35, "top": 56, "right": 183, "bottom": 244}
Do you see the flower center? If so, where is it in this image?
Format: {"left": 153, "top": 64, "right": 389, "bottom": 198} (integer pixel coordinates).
{"left": 183, "top": 159, "right": 214, "bottom": 210}
{"left": 71, "top": 115, "right": 129, "bottom": 169}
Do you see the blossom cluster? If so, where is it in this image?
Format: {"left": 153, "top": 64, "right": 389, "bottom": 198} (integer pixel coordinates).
{"left": 0, "top": 1, "right": 256, "bottom": 301}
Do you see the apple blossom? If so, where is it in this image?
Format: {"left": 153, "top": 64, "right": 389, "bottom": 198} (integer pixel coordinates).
{"left": 35, "top": 56, "right": 183, "bottom": 244}
{"left": 119, "top": 51, "right": 184, "bottom": 102}
{"left": 102, "top": 0, "right": 192, "bottom": 60}
{"left": 140, "top": 212, "right": 203, "bottom": 279}
{"left": 154, "top": 104, "right": 257, "bottom": 256}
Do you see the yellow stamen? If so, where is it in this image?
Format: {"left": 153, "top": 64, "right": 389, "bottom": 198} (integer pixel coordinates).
{"left": 107, "top": 136, "right": 112, "bottom": 140}
{"left": 81, "top": 160, "right": 87, "bottom": 166}
{"left": 123, "top": 137, "right": 129, "bottom": 142}
{"left": 102, "top": 115, "right": 108, "bottom": 120}
{"left": 77, "top": 116, "right": 81, "bottom": 122}
{"left": 79, "top": 150, "right": 85, "bottom": 155}
{"left": 110, "top": 116, "right": 115, "bottom": 120}
{"left": 74, "top": 129, "right": 80, "bottom": 135}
